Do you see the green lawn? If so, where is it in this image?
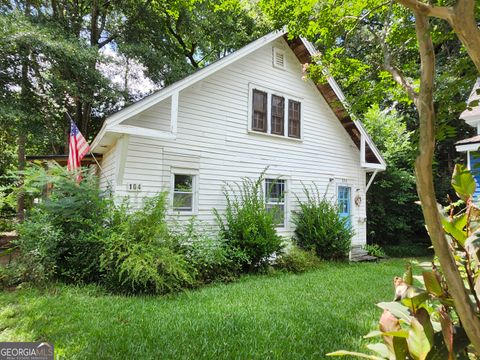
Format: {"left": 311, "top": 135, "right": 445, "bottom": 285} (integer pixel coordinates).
{"left": 0, "top": 259, "right": 422, "bottom": 359}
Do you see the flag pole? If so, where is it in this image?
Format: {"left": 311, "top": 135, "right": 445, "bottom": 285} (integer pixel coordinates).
{"left": 65, "top": 112, "right": 114, "bottom": 190}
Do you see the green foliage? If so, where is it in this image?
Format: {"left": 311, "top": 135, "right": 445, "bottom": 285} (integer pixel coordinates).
{"left": 329, "top": 165, "right": 480, "bottom": 359}
{"left": 15, "top": 163, "right": 109, "bottom": 284}
{"left": 214, "top": 174, "right": 284, "bottom": 271}
{"left": 100, "top": 193, "right": 194, "bottom": 295}
{"left": 175, "top": 219, "right": 244, "bottom": 284}
{"left": 363, "top": 105, "right": 425, "bottom": 245}
{"left": 363, "top": 244, "right": 385, "bottom": 258}
{"left": 383, "top": 243, "right": 433, "bottom": 258}
{"left": 274, "top": 245, "right": 322, "bottom": 273}
{"left": 293, "top": 185, "right": 353, "bottom": 260}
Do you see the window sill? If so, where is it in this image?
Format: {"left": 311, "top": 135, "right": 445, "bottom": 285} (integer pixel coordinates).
{"left": 169, "top": 210, "right": 197, "bottom": 216}
{"left": 247, "top": 130, "right": 303, "bottom": 142}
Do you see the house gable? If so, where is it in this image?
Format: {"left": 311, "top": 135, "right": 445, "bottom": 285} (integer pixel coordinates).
{"left": 91, "top": 31, "right": 385, "bottom": 170}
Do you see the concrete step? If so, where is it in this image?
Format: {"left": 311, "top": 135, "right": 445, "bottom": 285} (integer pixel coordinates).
{"left": 350, "top": 245, "right": 378, "bottom": 262}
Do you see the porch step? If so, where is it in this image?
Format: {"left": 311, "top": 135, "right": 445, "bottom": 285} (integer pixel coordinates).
{"left": 350, "top": 245, "right": 378, "bottom": 262}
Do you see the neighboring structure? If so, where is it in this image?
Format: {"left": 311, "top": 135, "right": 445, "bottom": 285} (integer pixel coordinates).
{"left": 456, "top": 78, "right": 480, "bottom": 201}
{"left": 91, "top": 30, "right": 386, "bottom": 248}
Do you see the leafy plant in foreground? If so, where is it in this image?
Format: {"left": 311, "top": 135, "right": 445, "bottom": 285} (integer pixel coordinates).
{"left": 328, "top": 164, "right": 480, "bottom": 359}
{"left": 293, "top": 185, "right": 353, "bottom": 260}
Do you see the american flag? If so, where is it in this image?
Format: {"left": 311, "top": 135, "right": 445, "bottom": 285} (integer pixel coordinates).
{"left": 67, "top": 120, "right": 90, "bottom": 178}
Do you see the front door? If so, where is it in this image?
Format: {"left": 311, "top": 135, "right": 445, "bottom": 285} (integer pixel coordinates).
{"left": 338, "top": 186, "right": 351, "bottom": 228}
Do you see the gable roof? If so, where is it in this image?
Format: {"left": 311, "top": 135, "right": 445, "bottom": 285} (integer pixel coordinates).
{"left": 91, "top": 30, "right": 385, "bottom": 169}
{"left": 460, "top": 77, "right": 480, "bottom": 124}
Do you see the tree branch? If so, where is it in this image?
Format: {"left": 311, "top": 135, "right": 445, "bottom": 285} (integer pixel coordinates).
{"left": 367, "top": 26, "right": 418, "bottom": 100}
{"left": 395, "top": 0, "right": 453, "bottom": 20}
{"left": 413, "top": 10, "right": 480, "bottom": 351}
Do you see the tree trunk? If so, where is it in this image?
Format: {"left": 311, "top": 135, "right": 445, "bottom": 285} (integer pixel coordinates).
{"left": 414, "top": 11, "right": 480, "bottom": 351}
{"left": 449, "top": 0, "right": 480, "bottom": 72}
{"left": 16, "top": 134, "right": 26, "bottom": 222}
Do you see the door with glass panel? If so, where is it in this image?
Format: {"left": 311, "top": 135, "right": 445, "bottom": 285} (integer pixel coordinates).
{"left": 337, "top": 186, "right": 351, "bottom": 228}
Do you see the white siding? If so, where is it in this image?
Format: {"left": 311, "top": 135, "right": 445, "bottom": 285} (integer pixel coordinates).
{"left": 102, "top": 37, "right": 369, "bottom": 245}
{"left": 99, "top": 144, "right": 116, "bottom": 192}
{"left": 124, "top": 98, "right": 171, "bottom": 132}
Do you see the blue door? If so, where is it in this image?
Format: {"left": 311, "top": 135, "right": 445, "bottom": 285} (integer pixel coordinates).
{"left": 338, "top": 186, "right": 351, "bottom": 228}
{"left": 470, "top": 151, "right": 480, "bottom": 203}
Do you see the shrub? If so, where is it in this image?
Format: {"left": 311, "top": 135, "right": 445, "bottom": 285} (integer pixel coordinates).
{"left": 362, "top": 244, "right": 385, "bottom": 258}
{"left": 214, "top": 174, "right": 284, "bottom": 271}
{"left": 274, "top": 245, "right": 321, "bottom": 273}
{"left": 15, "top": 163, "right": 109, "bottom": 284}
{"left": 293, "top": 186, "right": 353, "bottom": 260}
{"left": 180, "top": 226, "right": 244, "bottom": 285}
{"left": 100, "top": 193, "right": 194, "bottom": 294}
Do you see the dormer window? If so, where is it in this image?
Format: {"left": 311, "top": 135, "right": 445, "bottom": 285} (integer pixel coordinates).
{"left": 273, "top": 47, "right": 286, "bottom": 70}
{"left": 249, "top": 85, "right": 302, "bottom": 140}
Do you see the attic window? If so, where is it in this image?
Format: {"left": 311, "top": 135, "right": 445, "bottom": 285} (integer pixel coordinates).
{"left": 273, "top": 47, "right": 286, "bottom": 70}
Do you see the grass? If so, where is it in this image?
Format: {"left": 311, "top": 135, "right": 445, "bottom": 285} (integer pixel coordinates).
{"left": 0, "top": 258, "right": 422, "bottom": 359}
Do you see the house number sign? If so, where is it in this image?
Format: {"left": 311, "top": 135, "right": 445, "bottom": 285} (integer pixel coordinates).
{"left": 127, "top": 183, "right": 142, "bottom": 192}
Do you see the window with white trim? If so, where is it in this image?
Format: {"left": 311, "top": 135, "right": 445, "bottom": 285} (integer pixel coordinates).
{"left": 265, "top": 179, "right": 286, "bottom": 227}
{"left": 173, "top": 174, "right": 195, "bottom": 212}
{"left": 252, "top": 89, "right": 268, "bottom": 132}
{"left": 250, "top": 87, "right": 301, "bottom": 139}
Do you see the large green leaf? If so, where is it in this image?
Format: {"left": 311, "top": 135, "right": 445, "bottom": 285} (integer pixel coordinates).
{"left": 401, "top": 288, "right": 429, "bottom": 312}
{"left": 451, "top": 164, "right": 476, "bottom": 201}
{"left": 377, "top": 302, "right": 411, "bottom": 323}
{"left": 326, "top": 350, "right": 385, "bottom": 359}
{"left": 392, "top": 337, "right": 409, "bottom": 360}
{"left": 407, "top": 317, "right": 433, "bottom": 360}
{"left": 422, "top": 271, "right": 443, "bottom": 297}
{"left": 404, "top": 264, "right": 413, "bottom": 285}
{"left": 367, "top": 343, "right": 390, "bottom": 358}
{"left": 441, "top": 214, "right": 467, "bottom": 246}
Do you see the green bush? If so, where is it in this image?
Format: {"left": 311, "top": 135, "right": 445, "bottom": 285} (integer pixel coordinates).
{"left": 293, "top": 186, "right": 353, "bottom": 260}
{"left": 214, "top": 174, "right": 284, "bottom": 272}
{"left": 100, "top": 193, "right": 194, "bottom": 294}
{"left": 15, "top": 164, "right": 109, "bottom": 284}
{"left": 274, "top": 245, "right": 321, "bottom": 273}
{"left": 176, "top": 220, "right": 245, "bottom": 284}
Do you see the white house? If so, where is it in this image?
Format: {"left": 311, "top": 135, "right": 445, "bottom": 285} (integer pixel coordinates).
{"left": 456, "top": 78, "right": 480, "bottom": 201}
{"left": 90, "top": 30, "right": 386, "bottom": 248}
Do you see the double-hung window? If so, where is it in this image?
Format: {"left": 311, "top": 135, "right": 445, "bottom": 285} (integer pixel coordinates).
{"left": 250, "top": 87, "right": 301, "bottom": 139}
{"left": 252, "top": 89, "right": 268, "bottom": 132}
{"left": 271, "top": 95, "right": 285, "bottom": 135}
{"left": 173, "top": 174, "right": 195, "bottom": 212}
{"left": 288, "top": 100, "right": 301, "bottom": 138}
{"left": 265, "top": 179, "right": 286, "bottom": 227}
